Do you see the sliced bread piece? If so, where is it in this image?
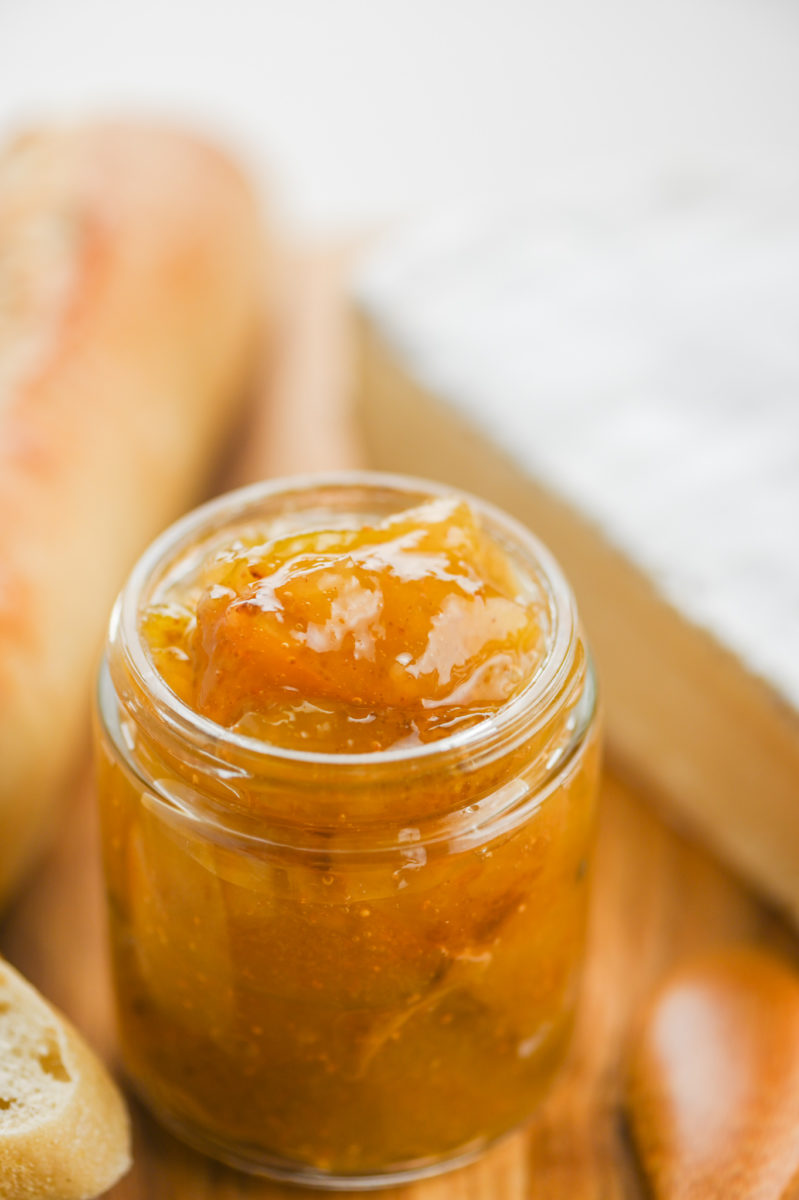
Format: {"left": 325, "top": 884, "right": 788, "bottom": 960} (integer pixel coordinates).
{"left": 0, "top": 957, "right": 130, "bottom": 1200}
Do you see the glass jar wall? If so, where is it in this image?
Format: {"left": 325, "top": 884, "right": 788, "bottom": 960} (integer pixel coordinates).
{"left": 95, "top": 473, "right": 600, "bottom": 1189}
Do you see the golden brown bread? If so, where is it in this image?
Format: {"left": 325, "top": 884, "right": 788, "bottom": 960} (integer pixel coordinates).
{"left": 0, "top": 122, "right": 263, "bottom": 906}
{"left": 627, "top": 948, "right": 799, "bottom": 1200}
{"left": 0, "top": 955, "right": 130, "bottom": 1199}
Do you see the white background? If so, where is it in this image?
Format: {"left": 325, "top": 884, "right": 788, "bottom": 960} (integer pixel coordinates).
{"left": 1, "top": 0, "right": 798, "bottom": 232}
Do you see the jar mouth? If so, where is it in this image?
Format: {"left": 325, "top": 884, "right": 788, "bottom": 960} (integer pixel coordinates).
{"left": 111, "top": 470, "right": 580, "bottom": 772}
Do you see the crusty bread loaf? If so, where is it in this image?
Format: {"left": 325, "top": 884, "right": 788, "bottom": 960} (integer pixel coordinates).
{"left": 627, "top": 949, "right": 799, "bottom": 1199}
{"left": 0, "top": 122, "right": 263, "bottom": 906}
{"left": 0, "top": 956, "right": 130, "bottom": 1199}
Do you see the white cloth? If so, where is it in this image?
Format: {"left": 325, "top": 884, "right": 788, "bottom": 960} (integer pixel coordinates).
{"left": 356, "top": 179, "right": 799, "bottom": 710}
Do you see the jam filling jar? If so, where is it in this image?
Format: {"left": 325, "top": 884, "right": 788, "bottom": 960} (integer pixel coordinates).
{"left": 95, "top": 473, "right": 600, "bottom": 1189}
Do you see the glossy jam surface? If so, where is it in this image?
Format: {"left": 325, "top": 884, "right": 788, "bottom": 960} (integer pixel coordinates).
{"left": 141, "top": 498, "right": 548, "bottom": 753}
{"left": 98, "top": 483, "right": 599, "bottom": 1185}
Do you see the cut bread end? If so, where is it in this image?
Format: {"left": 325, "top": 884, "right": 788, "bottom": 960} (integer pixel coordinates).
{"left": 0, "top": 958, "right": 130, "bottom": 1200}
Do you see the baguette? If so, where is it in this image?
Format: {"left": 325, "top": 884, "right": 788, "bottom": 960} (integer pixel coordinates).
{"left": 0, "top": 956, "right": 130, "bottom": 1199}
{"left": 627, "top": 949, "right": 799, "bottom": 1199}
{"left": 0, "top": 122, "right": 263, "bottom": 905}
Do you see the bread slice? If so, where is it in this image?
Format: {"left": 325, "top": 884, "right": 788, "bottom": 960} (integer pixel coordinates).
{"left": 0, "top": 957, "right": 130, "bottom": 1199}
{"left": 0, "top": 123, "right": 264, "bottom": 906}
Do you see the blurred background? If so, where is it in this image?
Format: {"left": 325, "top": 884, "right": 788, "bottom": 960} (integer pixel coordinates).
{"left": 2, "top": 0, "right": 799, "bottom": 233}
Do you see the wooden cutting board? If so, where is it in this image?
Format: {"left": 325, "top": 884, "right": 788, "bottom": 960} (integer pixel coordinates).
{"left": 1, "top": 247, "right": 796, "bottom": 1200}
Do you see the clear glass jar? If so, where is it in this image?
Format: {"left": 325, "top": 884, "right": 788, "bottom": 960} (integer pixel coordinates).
{"left": 94, "top": 473, "right": 600, "bottom": 1189}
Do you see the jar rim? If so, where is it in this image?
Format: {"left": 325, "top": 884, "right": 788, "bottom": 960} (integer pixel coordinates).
{"left": 110, "top": 470, "right": 580, "bottom": 772}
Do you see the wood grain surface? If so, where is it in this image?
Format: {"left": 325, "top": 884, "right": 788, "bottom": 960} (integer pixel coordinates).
{"left": 1, "top": 246, "right": 796, "bottom": 1199}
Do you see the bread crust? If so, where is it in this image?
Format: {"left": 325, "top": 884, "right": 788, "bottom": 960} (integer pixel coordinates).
{"left": 0, "top": 956, "right": 131, "bottom": 1200}
{"left": 627, "top": 948, "right": 799, "bottom": 1199}
{"left": 0, "top": 123, "right": 263, "bottom": 904}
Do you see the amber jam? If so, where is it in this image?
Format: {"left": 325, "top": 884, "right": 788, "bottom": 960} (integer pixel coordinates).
{"left": 95, "top": 474, "right": 600, "bottom": 1189}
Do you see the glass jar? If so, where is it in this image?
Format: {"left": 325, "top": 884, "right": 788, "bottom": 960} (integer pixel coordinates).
{"left": 94, "top": 473, "right": 600, "bottom": 1189}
